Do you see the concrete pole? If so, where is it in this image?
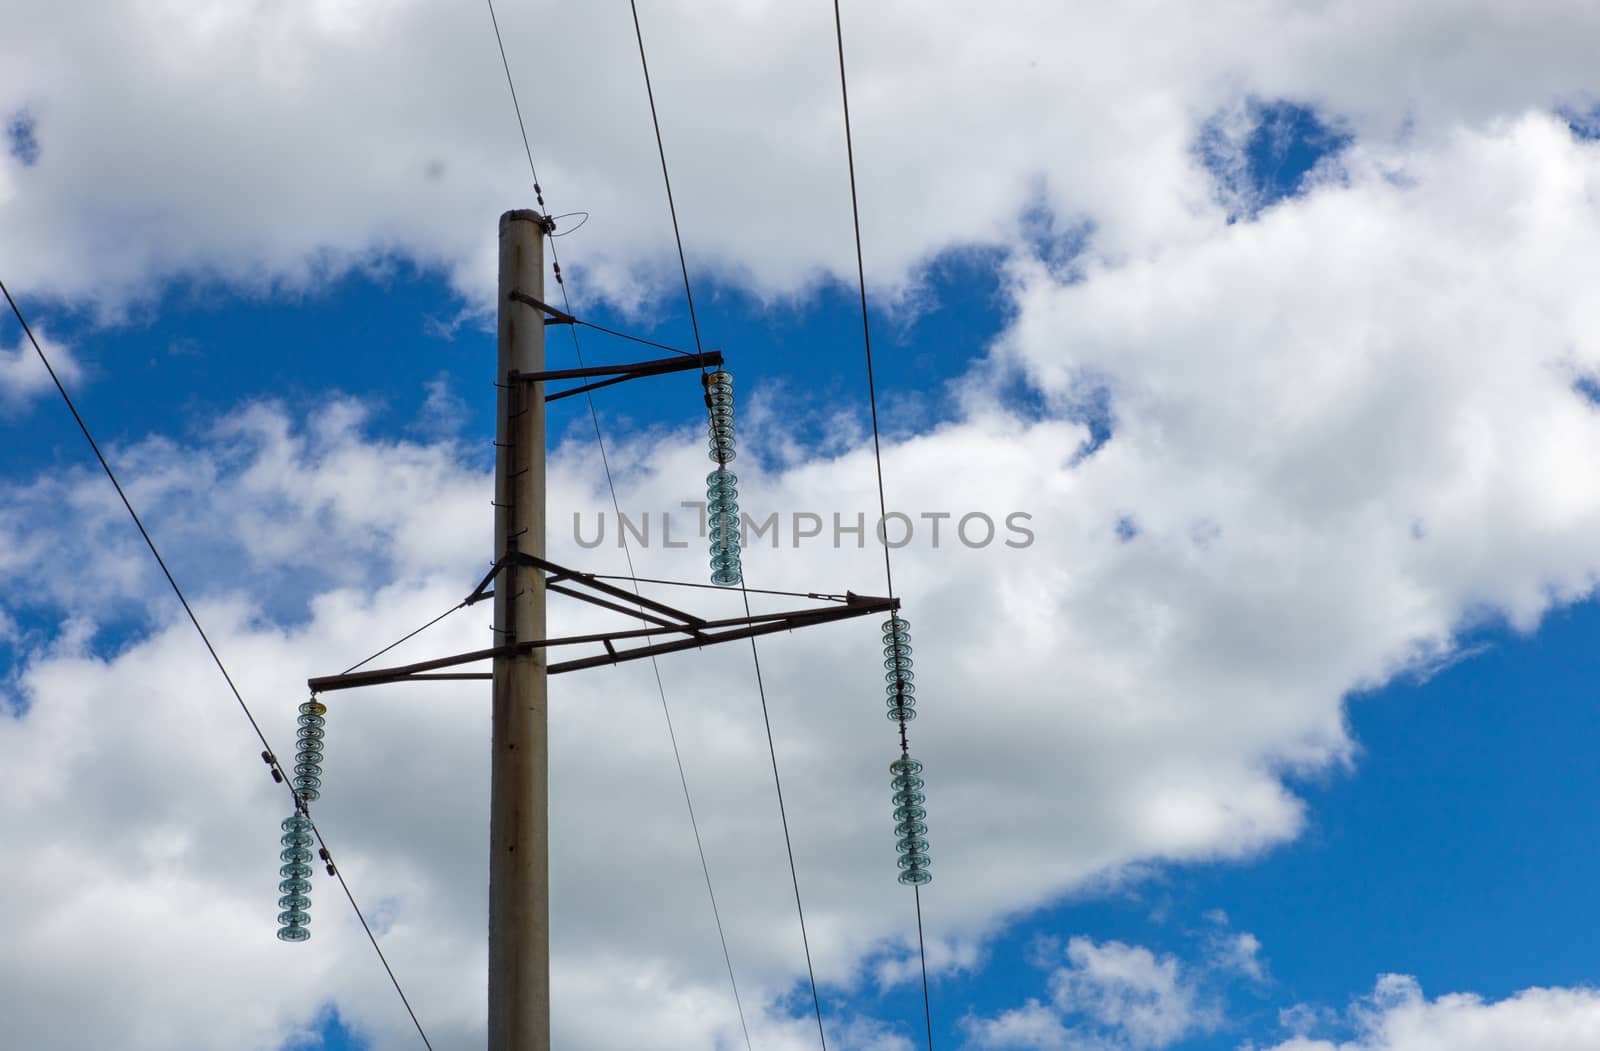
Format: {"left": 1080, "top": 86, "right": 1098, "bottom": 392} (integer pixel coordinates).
{"left": 490, "top": 209, "right": 549, "bottom": 1051}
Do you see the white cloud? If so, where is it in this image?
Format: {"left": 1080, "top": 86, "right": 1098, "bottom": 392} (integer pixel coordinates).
{"left": 413, "top": 373, "right": 470, "bottom": 439}
{"left": 1210, "top": 931, "right": 1265, "bottom": 982}
{"left": 874, "top": 934, "right": 983, "bottom": 991}
{"left": 993, "top": 113, "right": 1600, "bottom": 685}
{"left": 1201, "top": 911, "right": 1265, "bottom": 982}
{"left": 964, "top": 1000, "right": 1077, "bottom": 1051}
{"left": 0, "top": 327, "right": 78, "bottom": 406}
{"left": 1050, "top": 938, "right": 1211, "bottom": 1049}
{"left": 2, "top": 2, "right": 1598, "bottom": 313}
{"left": 1259, "top": 975, "right": 1600, "bottom": 1051}
{"left": 964, "top": 935, "right": 1222, "bottom": 1051}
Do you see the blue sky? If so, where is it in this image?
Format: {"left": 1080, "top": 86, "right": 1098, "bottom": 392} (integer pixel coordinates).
{"left": 5, "top": 4, "right": 1600, "bottom": 1051}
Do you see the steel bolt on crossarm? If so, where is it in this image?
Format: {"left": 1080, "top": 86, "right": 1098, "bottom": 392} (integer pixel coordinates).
{"left": 294, "top": 210, "right": 897, "bottom": 1051}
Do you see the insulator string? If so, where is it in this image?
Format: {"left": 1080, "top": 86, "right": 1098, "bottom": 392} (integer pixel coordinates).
{"left": 275, "top": 696, "right": 328, "bottom": 940}
{"left": 704, "top": 369, "right": 743, "bottom": 586}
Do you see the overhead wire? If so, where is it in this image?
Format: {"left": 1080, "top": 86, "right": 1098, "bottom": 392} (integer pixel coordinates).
{"left": 572, "top": 316, "right": 694, "bottom": 358}
{"left": 484, "top": 0, "right": 544, "bottom": 209}
{"left": 624, "top": 0, "right": 708, "bottom": 365}
{"left": 625, "top": 2, "right": 834, "bottom": 1045}
{"left": 588, "top": 574, "right": 853, "bottom": 603}
{"left": 482, "top": 2, "right": 752, "bottom": 1046}
{"left": 548, "top": 210, "right": 590, "bottom": 236}
{"left": 827, "top": 3, "right": 936, "bottom": 1046}
{"left": 339, "top": 600, "right": 468, "bottom": 677}
{"left": 0, "top": 277, "right": 436, "bottom": 1051}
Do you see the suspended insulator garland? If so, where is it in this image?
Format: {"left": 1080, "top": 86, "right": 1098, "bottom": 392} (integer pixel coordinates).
{"left": 705, "top": 368, "right": 736, "bottom": 463}
{"left": 881, "top": 614, "right": 930, "bottom": 884}
{"left": 883, "top": 614, "right": 915, "bottom": 723}
{"left": 703, "top": 369, "right": 742, "bottom": 587}
{"left": 890, "top": 755, "right": 931, "bottom": 885}
{"left": 293, "top": 697, "right": 327, "bottom": 803}
{"left": 277, "top": 810, "right": 314, "bottom": 941}
{"left": 276, "top": 697, "right": 326, "bottom": 942}
{"left": 707, "top": 469, "right": 741, "bottom": 586}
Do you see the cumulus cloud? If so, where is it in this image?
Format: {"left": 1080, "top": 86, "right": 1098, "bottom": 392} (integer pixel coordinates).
{"left": 1258, "top": 975, "right": 1600, "bottom": 1051}
{"left": 994, "top": 113, "right": 1600, "bottom": 685}
{"left": 963, "top": 931, "right": 1264, "bottom": 1050}
{"left": 2, "top": 1, "right": 1599, "bottom": 312}
{"left": 1048, "top": 938, "right": 1211, "bottom": 1049}
{"left": 0, "top": 326, "right": 79, "bottom": 406}
{"left": 1200, "top": 910, "right": 1265, "bottom": 982}
{"left": 965, "top": 1000, "right": 1077, "bottom": 1051}
{"left": 0, "top": 397, "right": 486, "bottom": 624}
{"left": 1208, "top": 930, "right": 1265, "bottom": 983}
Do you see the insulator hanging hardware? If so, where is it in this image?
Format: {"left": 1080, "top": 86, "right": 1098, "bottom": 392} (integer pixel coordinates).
{"left": 703, "top": 369, "right": 742, "bottom": 587}
{"left": 276, "top": 696, "right": 327, "bottom": 942}
{"left": 890, "top": 755, "right": 931, "bottom": 885}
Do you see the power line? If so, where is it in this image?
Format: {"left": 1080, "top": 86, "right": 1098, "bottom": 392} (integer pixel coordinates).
{"left": 625, "top": 4, "right": 833, "bottom": 1046}
{"left": 0, "top": 277, "right": 436, "bottom": 1051}
{"left": 481, "top": 4, "right": 752, "bottom": 1045}
{"left": 740, "top": 581, "right": 830, "bottom": 1048}
{"left": 574, "top": 316, "right": 695, "bottom": 359}
{"left": 626, "top": 0, "right": 707, "bottom": 360}
{"left": 587, "top": 574, "right": 854, "bottom": 603}
{"left": 340, "top": 600, "right": 467, "bottom": 677}
{"left": 484, "top": 0, "right": 544, "bottom": 209}
{"left": 828, "top": 2, "right": 936, "bottom": 1047}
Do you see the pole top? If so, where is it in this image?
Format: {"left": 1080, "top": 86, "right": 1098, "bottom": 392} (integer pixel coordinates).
{"left": 501, "top": 208, "right": 548, "bottom": 227}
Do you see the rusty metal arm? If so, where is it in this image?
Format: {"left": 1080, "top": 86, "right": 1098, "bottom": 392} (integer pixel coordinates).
{"left": 306, "top": 593, "right": 896, "bottom": 693}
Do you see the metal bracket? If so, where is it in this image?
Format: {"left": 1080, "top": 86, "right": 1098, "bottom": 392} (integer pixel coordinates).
{"left": 508, "top": 352, "right": 724, "bottom": 403}
{"left": 509, "top": 290, "right": 575, "bottom": 326}
{"left": 307, "top": 584, "right": 897, "bottom": 693}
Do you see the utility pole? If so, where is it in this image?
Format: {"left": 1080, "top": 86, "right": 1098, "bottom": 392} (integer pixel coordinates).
{"left": 302, "top": 209, "right": 899, "bottom": 1050}
{"left": 489, "top": 208, "right": 549, "bottom": 1051}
